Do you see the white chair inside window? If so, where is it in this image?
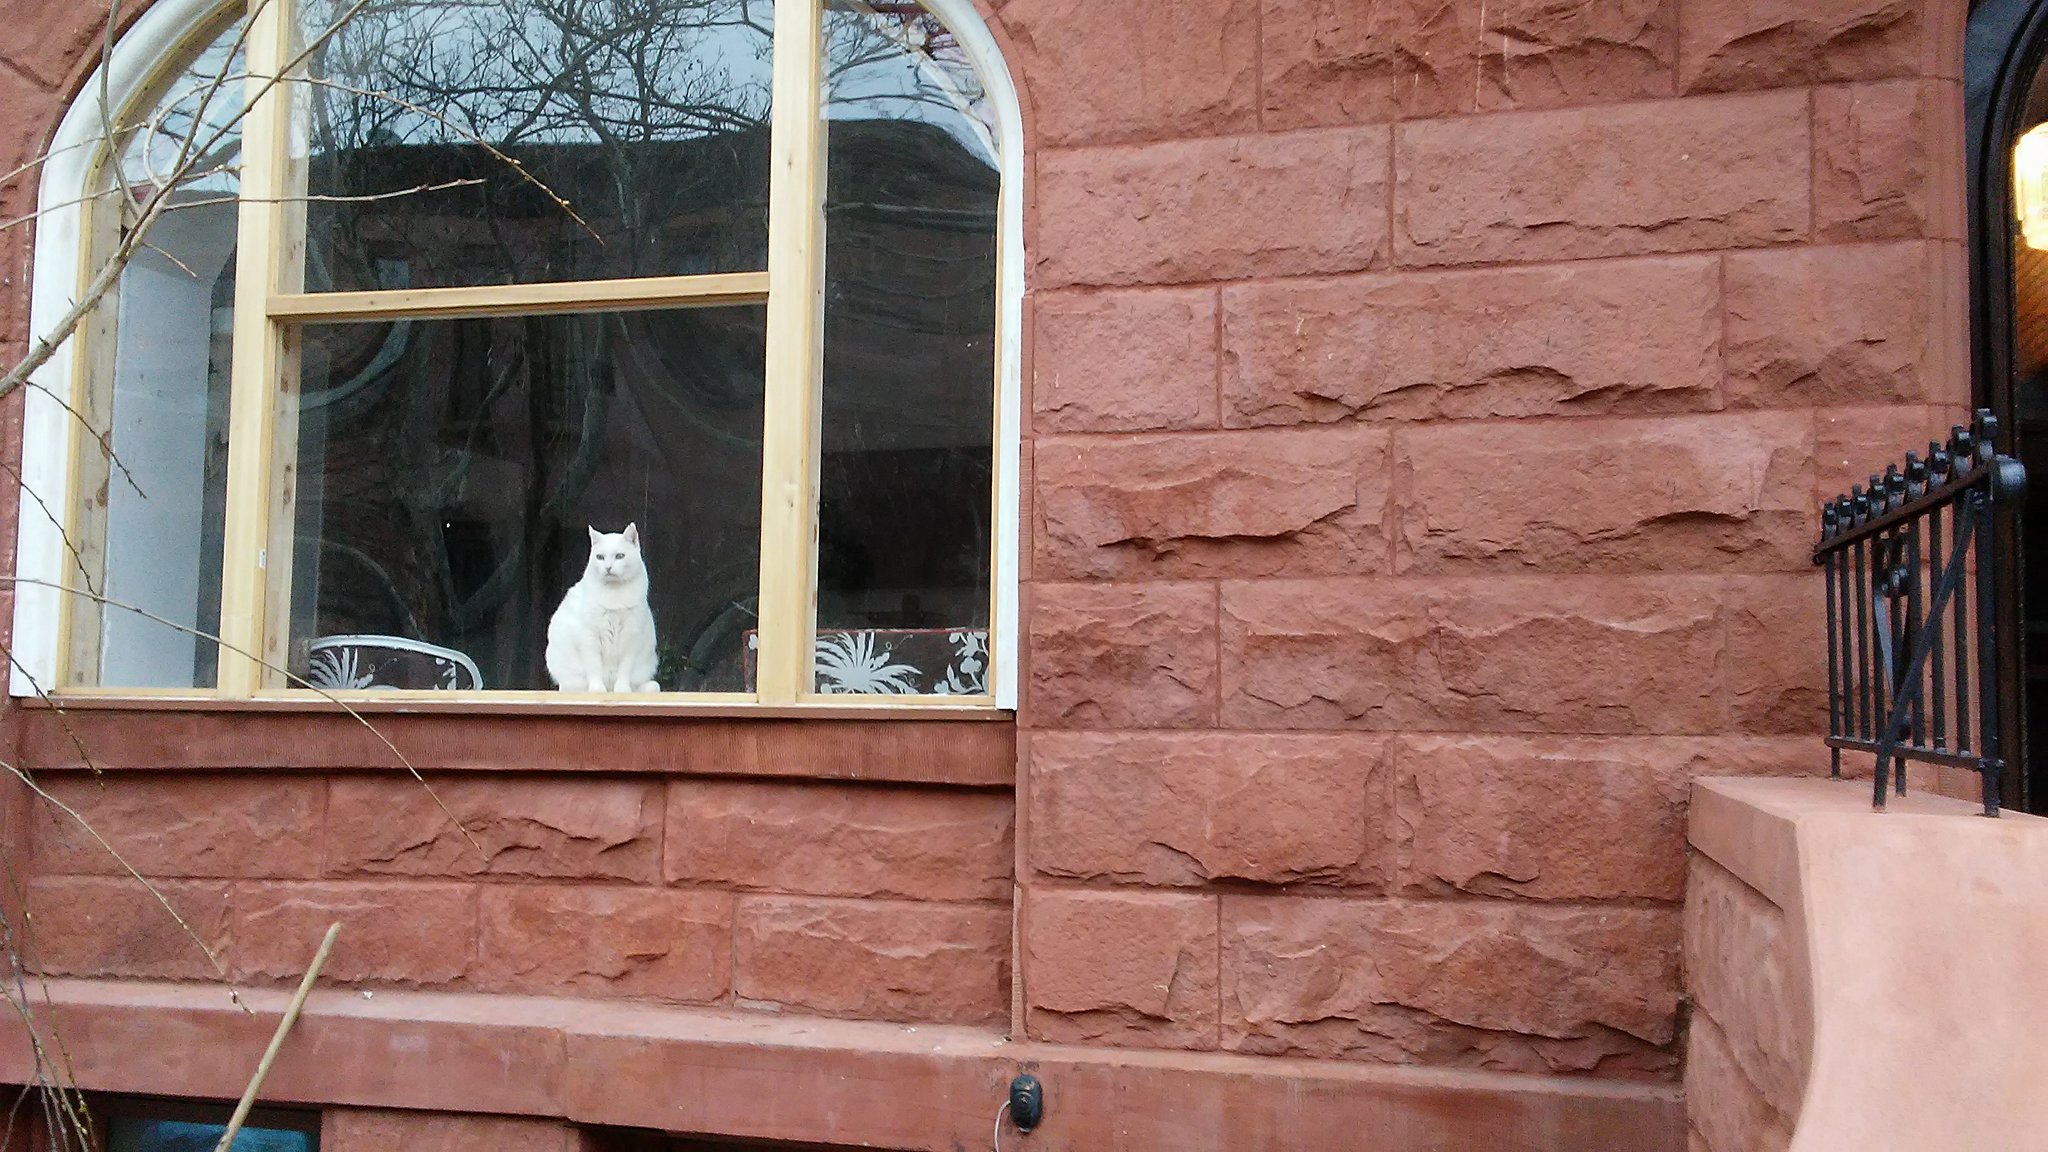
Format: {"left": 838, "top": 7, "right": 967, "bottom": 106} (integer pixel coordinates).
{"left": 306, "top": 635, "right": 482, "bottom": 691}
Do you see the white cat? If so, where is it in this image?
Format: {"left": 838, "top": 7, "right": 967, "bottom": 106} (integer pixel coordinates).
{"left": 545, "top": 524, "right": 660, "bottom": 693}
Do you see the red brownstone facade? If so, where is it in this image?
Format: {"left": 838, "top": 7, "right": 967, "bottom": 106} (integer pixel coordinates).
{"left": 0, "top": 0, "right": 1977, "bottom": 1149}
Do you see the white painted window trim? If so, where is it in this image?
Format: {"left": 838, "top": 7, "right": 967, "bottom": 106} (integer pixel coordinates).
{"left": 9, "top": 0, "right": 1026, "bottom": 710}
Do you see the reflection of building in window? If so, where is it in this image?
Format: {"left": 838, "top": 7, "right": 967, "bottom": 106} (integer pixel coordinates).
{"left": 15, "top": 0, "right": 1014, "bottom": 706}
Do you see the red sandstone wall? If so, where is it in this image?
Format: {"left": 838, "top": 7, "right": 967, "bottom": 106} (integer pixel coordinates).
{"left": 0, "top": 0, "right": 1976, "bottom": 1132}
{"left": 1007, "top": 0, "right": 1968, "bottom": 1081}
{"left": 22, "top": 774, "right": 1014, "bottom": 1025}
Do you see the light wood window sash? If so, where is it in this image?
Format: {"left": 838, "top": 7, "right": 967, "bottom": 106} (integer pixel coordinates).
{"left": 215, "top": 0, "right": 297, "bottom": 694}
{"left": 753, "top": 0, "right": 827, "bottom": 704}
{"left": 266, "top": 272, "right": 772, "bottom": 323}
{"left": 135, "top": 0, "right": 984, "bottom": 706}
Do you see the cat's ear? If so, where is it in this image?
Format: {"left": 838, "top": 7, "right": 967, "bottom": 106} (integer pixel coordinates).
{"left": 588, "top": 525, "right": 600, "bottom": 545}
{"left": 624, "top": 523, "right": 639, "bottom": 546}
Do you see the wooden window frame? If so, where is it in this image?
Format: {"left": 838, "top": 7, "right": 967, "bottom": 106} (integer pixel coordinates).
{"left": 10, "top": 0, "right": 1024, "bottom": 715}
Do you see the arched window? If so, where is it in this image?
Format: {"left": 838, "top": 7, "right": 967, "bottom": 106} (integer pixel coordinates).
{"left": 12, "top": 0, "right": 1021, "bottom": 708}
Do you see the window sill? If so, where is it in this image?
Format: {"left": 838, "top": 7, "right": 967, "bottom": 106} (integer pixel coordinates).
{"left": 9, "top": 695, "right": 1016, "bottom": 786}
{"left": 17, "top": 691, "right": 1009, "bottom": 720}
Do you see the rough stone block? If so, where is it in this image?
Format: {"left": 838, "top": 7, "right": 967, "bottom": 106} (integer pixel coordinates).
{"left": 1392, "top": 736, "right": 1820, "bottom": 903}
{"left": 1035, "top": 427, "right": 1391, "bottom": 579}
{"left": 1030, "top": 731, "right": 1388, "bottom": 887}
{"left": 1395, "top": 92, "right": 1808, "bottom": 267}
{"left": 1686, "top": 1012, "right": 1795, "bottom": 1152}
{"left": 1814, "top": 80, "right": 1937, "bottom": 242}
{"left": 1222, "top": 896, "right": 1679, "bottom": 1076}
{"left": 1029, "top": 581, "right": 1218, "bottom": 728}
{"left": 1815, "top": 404, "right": 1948, "bottom": 503}
{"left": 1724, "top": 242, "right": 1933, "bottom": 407}
{"left": 234, "top": 881, "right": 475, "bottom": 986}
{"left": 325, "top": 777, "right": 662, "bottom": 882}
{"left": 1684, "top": 856, "right": 1802, "bottom": 1118}
{"left": 1221, "top": 257, "right": 1722, "bottom": 426}
{"left": 31, "top": 775, "right": 323, "bottom": 879}
{"left": 998, "top": 0, "right": 1257, "bottom": 145}
{"left": 1261, "top": 0, "right": 1675, "bottom": 128}
{"left": 0, "top": 229, "right": 28, "bottom": 359}
{"left": 1394, "top": 413, "right": 1814, "bottom": 572}
{"left": 1473, "top": 0, "right": 1677, "bottom": 111}
{"left": 1259, "top": 0, "right": 1479, "bottom": 124}
{"left": 663, "top": 781, "right": 1012, "bottom": 901}
{"left": 0, "top": 66, "right": 54, "bottom": 218}
{"left": 734, "top": 896, "right": 1008, "bottom": 1025}
{"left": 1025, "top": 888, "right": 1218, "bottom": 1049}
{"left": 1679, "top": 0, "right": 1920, "bottom": 93}
{"left": 324, "top": 1109, "right": 575, "bottom": 1152}
{"left": 1036, "top": 130, "right": 1390, "bottom": 288}
{"left": 1723, "top": 574, "right": 1828, "bottom": 734}
{"left": 474, "top": 886, "right": 732, "bottom": 1004}
{"left": 1032, "top": 288, "right": 1219, "bottom": 433}
{"left": 25, "top": 875, "right": 230, "bottom": 981}
{"left": 0, "top": 4, "right": 106, "bottom": 91}
{"left": 1220, "top": 576, "right": 1725, "bottom": 734}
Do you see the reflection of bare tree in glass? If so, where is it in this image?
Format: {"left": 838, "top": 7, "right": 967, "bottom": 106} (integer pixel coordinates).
{"left": 303, "top": 0, "right": 777, "bottom": 281}
{"left": 292, "top": 0, "right": 784, "bottom": 684}
{"left": 289, "top": 0, "right": 998, "bottom": 687}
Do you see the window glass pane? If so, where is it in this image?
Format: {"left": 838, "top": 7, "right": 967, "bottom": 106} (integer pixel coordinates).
{"left": 79, "top": 18, "right": 246, "bottom": 689}
{"left": 108, "top": 1117, "right": 313, "bottom": 1152}
{"left": 809, "top": 1, "right": 996, "bottom": 696}
{"left": 284, "top": 308, "right": 765, "bottom": 692}
{"left": 296, "top": 0, "right": 774, "bottom": 291}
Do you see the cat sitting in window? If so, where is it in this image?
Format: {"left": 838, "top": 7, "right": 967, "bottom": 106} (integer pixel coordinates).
{"left": 546, "top": 524, "right": 660, "bottom": 693}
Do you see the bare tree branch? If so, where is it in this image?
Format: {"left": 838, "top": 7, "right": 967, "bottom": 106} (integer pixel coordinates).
{"left": 297, "top": 75, "right": 602, "bottom": 240}
{"left": 0, "top": 577, "right": 486, "bottom": 860}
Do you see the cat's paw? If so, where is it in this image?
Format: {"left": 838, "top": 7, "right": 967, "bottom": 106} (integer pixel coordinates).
{"left": 636, "top": 680, "right": 660, "bottom": 693}
{"left": 585, "top": 678, "right": 608, "bottom": 692}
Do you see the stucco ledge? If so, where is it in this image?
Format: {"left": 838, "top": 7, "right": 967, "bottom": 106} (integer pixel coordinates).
{"left": 1687, "top": 776, "right": 2048, "bottom": 1152}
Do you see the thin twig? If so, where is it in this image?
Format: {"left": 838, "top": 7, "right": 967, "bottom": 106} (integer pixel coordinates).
{"left": 137, "top": 239, "right": 199, "bottom": 279}
{"left": 0, "top": 186, "right": 127, "bottom": 233}
{"left": 298, "top": 76, "right": 601, "bottom": 241}
{"left": 0, "top": 0, "right": 367, "bottom": 407}
{"left": 14, "top": 378, "right": 147, "bottom": 503}
{"left": 161, "top": 176, "right": 487, "bottom": 212}
{"left": 1, "top": 647, "right": 104, "bottom": 780}
{"left": 0, "top": 448, "right": 99, "bottom": 595}
{"left": 97, "top": 0, "right": 136, "bottom": 220}
{"left": 0, "top": 577, "right": 487, "bottom": 860}
{"left": 212, "top": 923, "right": 339, "bottom": 1152}
{"left": 0, "top": 759, "right": 226, "bottom": 976}
{"left": 0, "top": 158, "right": 241, "bottom": 231}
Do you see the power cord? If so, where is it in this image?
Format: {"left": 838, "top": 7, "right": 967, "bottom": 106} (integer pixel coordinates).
{"left": 993, "top": 1100, "right": 1010, "bottom": 1151}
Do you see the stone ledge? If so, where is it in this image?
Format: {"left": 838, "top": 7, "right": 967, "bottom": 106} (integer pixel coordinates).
{"left": 7, "top": 710, "right": 1016, "bottom": 785}
{"left": 0, "top": 979, "right": 1683, "bottom": 1150}
{"left": 1687, "top": 776, "right": 2048, "bottom": 1152}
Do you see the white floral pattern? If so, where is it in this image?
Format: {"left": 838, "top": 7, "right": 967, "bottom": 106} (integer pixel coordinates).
{"left": 307, "top": 646, "right": 376, "bottom": 689}
{"left": 813, "top": 631, "right": 923, "bottom": 694}
{"left": 747, "top": 628, "right": 994, "bottom": 695}
{"left": 933, "top": 630, "right": 987, "bottom": 695}
{"left": 305, "top": 636, "right": 483, "bottom": 690}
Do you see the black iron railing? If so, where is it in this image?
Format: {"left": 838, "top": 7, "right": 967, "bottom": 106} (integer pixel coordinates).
{"left": 1815, "top": 409, "right": 2026, "bottom": 815}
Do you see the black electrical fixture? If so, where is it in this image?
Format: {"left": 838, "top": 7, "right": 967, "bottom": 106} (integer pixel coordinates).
{"left": 1007, "top": 1073, "right": 1043, "bottom": 1132}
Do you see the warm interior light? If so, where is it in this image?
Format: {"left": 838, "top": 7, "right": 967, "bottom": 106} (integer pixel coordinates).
{"left": 2018, "top": 123, "right": 2048, "bottom": 250}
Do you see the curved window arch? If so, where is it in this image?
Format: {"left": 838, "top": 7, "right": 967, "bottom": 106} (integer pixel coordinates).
{"left": 12, "top": 0, "right": 1022, "bottom": 709}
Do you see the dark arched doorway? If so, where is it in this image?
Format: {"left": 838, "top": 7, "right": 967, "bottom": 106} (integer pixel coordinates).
{"left": 1968, "top": 0, "right": 2048, "bottom": 812}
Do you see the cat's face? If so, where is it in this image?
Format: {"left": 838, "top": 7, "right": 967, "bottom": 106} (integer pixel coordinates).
{"left": 586, "top": 523, "right": 646, "bottom": 583}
